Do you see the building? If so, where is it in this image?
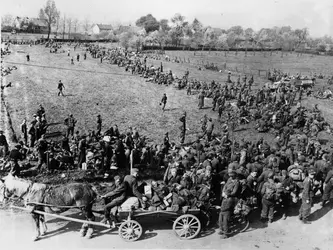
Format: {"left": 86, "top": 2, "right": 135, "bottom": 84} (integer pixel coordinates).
{"left": 14, "top": 17, "right": 48, "bottom": 33}
{"left": 92, "top": 24, "right": 113, "bottom": 34}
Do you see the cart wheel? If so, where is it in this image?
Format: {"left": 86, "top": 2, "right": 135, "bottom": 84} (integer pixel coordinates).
{"left": 118, "top": 220, "right": 142, "bottom": 242}
{"left": 173, "top": 214, "right": 201, "bottom": 240}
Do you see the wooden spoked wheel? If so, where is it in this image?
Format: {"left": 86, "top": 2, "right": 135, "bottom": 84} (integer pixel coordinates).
{"left": 173, "top": 214, "right": 201, "bottom": 240}
{"left": 118, "top": 220, "right": 143, "bottom": 242}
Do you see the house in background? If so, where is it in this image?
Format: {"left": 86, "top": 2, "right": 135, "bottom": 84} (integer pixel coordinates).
{"left": 13, "top": 17, "right": 48, "bottom": 33}
{"left": 92, "top": 24, "right": 113, "bottom": 34}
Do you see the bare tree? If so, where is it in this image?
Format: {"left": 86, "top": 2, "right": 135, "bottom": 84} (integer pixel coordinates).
{"left": 62, "top": 15, "right": 66, "bottom": 39}
{"left": 38, "top": 0, "right": 60, "bottom": 39}
{"left": 54, "top": 15, "right": 61, "bottom": 36}
{"left": 1, "top": 14, "right": 14, "bottom": 29}
{"left": 67, "top": 18, "right": 73, "bottom": 39}
{"left": 83, "top": 17, "right": 91, "bottom": 35}
{"left": 73, "top": 18, "right": 79, "bottom": 33}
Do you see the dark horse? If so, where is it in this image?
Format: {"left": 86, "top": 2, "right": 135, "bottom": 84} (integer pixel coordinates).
{"left": 0, "top": 173, "right": 97, "bottom": 241}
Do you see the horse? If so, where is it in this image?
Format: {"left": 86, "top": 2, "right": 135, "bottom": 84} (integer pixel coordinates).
{"left": 0, "top": 173, "right": 97, "bottom": 241}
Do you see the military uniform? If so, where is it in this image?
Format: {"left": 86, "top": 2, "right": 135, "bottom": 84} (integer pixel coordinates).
{"left": 299, "top": 174, "right": 314, "bottom": 223}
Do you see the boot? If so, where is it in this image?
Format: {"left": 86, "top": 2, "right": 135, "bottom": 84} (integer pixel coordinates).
{"left": 321, "top": 200, "right": 327, "bottom": 207}
{"left": 302, "top": 219, "right": 311, "bottom": 224}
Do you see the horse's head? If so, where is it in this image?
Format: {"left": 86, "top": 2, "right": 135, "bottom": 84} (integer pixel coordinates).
{"left": 0, "top": 173, "right": 31, "bottom": 202}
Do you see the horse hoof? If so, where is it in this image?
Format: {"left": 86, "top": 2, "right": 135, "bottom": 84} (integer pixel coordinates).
{"left": 80, "top": 230, "right": 87, "bottom": 237}
{"left": 86, "top": 228, "right": 94, "bottom": 239}
{"left": 33, "top": 237, "right": 40, "bottom": 242}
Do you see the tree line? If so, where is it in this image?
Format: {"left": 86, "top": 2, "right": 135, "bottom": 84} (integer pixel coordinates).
{"left": 1, "top": 0, "right": 333, "bottom": 52}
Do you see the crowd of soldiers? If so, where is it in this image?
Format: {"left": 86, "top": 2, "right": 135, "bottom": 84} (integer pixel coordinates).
{"left": 2, "top": 42, "right": 333, "bottom": 239}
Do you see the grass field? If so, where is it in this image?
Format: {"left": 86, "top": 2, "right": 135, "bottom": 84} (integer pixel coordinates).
{"left": 2, "top": 43, "right": 333, "bottom": 148}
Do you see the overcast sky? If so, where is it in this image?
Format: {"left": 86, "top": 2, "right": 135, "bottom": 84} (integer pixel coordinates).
{"left": 2, "top": 0, "right": 333, "bottom": 37}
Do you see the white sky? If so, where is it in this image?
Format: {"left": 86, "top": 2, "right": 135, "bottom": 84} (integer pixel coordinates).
{"left": 1, "top": 0, "right": 333, "bottom": 37}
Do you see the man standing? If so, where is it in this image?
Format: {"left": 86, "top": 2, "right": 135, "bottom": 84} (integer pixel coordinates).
{"left": 198, "top": 90, "right": 205, "bottom": 109}
{"left": 77, "top": 134, "right": 87, "bottom": 169}
{"left": 77, "top": 53, "right": 80, "bottom": 62}
{"left": 206, "top": 118, "right": 214, "bottom": 142}
{"left": 219, "top": 169, "right": 240, "bottom": 239}
{"left": 260, "top": 171, "right": 277, "bottom": 223}
{"left": 20, "top": 119, "right": 28, "bottom": 146}
{"left": 179, "top": 112, "right": 186, "bottom": 144}
{"left": 97, "top": 115, "right": 102, "bottom": 136}
{"left": 8, "top": 144, "right": 24, "bottom": 176}
{"left": 58, "top": 80, "right": 65, "bottom": 96}
{"left": 65, "top": 114, "right": 77, "bottom": 138}
{"left": 299, "top": 168, "right": 315, "bottom": 224}
{"left": 160, "top": 93, "right": 167, "bottom": 111}
{"left": 36, "top": 135, "right": 48, "bottom": 171}
{"left": 26, "top": 53, "right": 30, "bottom": 62}
{"left": 0, "top": 130, "right": 8, "bottom": 157}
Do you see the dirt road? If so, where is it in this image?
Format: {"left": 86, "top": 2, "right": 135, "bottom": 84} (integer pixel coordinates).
{"left": 0, "top": 202, "right": 332, "bottom": 250}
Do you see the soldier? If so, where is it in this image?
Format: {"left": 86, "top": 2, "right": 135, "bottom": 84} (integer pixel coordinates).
{"left": 206, "top": 118, "right": 214, "bottom": 142}
{"left": 219, "top": 169, "right": 240, "bottom": 239}
{"left": 77, "top": 53, "right": 80, "bottom": 62}
{"left": 65, "top": 114, "right": 77, "bottom": 138}
{"left": 198, "top": 90, "right": 205, "bottom": 109}
{"left": 179, "top": 112, "right": 186, "bottom": 144}
{"left": 26, "top": 54, "right": 30, "bottom": 62}
{"left": 0, "top": 130, "right": 8, "bottom": 157}
{"left": 260, "top": 171, "right": 278, "bottom": 223}
{"left": 36, "top": 135, "right": 48, "bottom": 171}
{"left": 100, "top": 175, "right": 127, "bottom": 228}
{"left": 20, "top": 119, "right": 28, "bottom": 146}
{"left": 77, "top": 134, "right": 87, "bottom": 169}
{"left": 299, "top": 168, "right": 316, "bottom": 224}
{"left": 160, "top": 93, "right": 167, "bottom": 111}
{"left": 58, "top": 80, "right": 65, "bottom": 96}
{"left": 97, "top": 115, "right": 102, "bottom": 136}
{"left": 8, "top": 144, "right": 24, "bottom": 176}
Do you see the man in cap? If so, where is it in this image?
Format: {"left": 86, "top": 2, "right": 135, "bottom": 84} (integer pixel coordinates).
{"left": 260, "top": 171, "right": 277, "bottom": 223}
{"left": 77, "top": 134, "right": 87, "bottom": 169}
{"left": 58, "top": 80, "right": 65, "bottom": 96}
{"left": 179, "top": 112, "right": 186, "bottom": 144}
{"left": 206, "top": 118, "right": 214, "bottom": 142}
{"left": 321, "top": 167, "right": 333, "bottom": 207}
{"left": 218, "top": 169, "right": 240, "bottom": 239}
{"left": 20, "top": 119, "right": 28, "bottom": 146}
{"left": 36, "top": 134, "right": 48, "bottom": 171}
{"left": 124, "top": 168, "right": 147, "bottom": 206}
{"left": 100, "top": 175, "right": 127, "bottom": 228}
{"left": 160, "top": 93, "right": 167, "bottom": 111}
{"left": 299, "top": 168, "right": 316, "bottom": 224}
{"left": 8, "top": 144, "right": 24, "bottom": 176}
{"left": 96, "top": 115, "right": 102, "bottom": 136}
{"left": 0, "top": 130, "right": 8, "bottom": 157}
{"left": 65, "top": 114, "right": 77, "bottom": 139}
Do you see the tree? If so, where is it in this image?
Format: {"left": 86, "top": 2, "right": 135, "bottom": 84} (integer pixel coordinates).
{"left": 83, "top": 17, "right": 91, "bottom": 35}
{"left": 203, "top": 27, "right": 218, "bottom": 50}
{"left": 217, "top": 33, "right": 229, "bottom": 50}
{"left": 1, "top": 14, "right": 14, "bottom": 29}
{"left": 147, "top": 30, "right": 169, "bottom": 48}
{"left": 294, "top": 28, "right": 309, "bottom": 48}
{"left": 61, "top": 15, "right": 66, "bottom": 39}
{"left": 228, "top": 26, "right": 243, "bottom": 36}
{"left": 159, "top": 19, "right": 170, "bottom": 32}
{"left": 169, "top": 13, "right": 188, "bottom": 46}
{"left": 38, "top": 0, "right": 60, "bottom": 39}
{"left": 67, "top": 18, "right": 72, "bottom": 39}
{"left": 73, "top": 18, "right": 79, "bottom": 33}
{"left": 119, "top": 31, "right": 134, "bottom": 49}
{"left": 53, "top": 15, "right": 61, "bottom": 36}
{"left": 135, "top": 14, "right": 160, "bottom": 33}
